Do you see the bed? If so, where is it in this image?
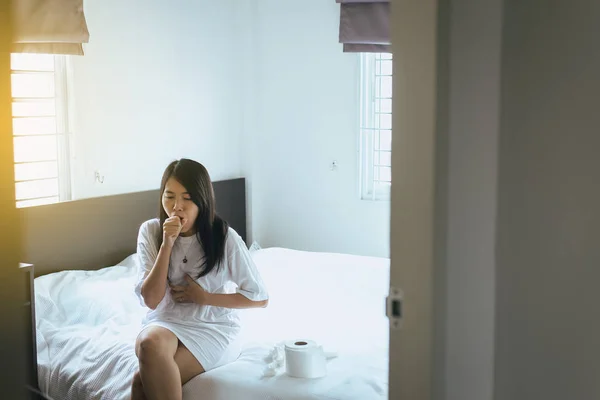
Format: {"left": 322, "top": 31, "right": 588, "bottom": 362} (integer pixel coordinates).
{"left": 21, "top": 178, "right": 390, "bottom": 400}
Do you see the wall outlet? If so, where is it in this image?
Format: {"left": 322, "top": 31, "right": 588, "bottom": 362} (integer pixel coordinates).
{"left": 94, "top": 170, "right": 105, "bottom": 184}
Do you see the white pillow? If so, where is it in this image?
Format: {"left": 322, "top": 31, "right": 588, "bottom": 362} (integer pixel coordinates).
{"left": 248, "top": 241, "right": 262, "bottom": 253}
{"left": 117, "top": 253, "right": 138, "bottom": 268}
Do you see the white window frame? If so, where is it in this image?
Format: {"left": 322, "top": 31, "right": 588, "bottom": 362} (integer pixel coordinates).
{"left": 11, "top": 54, "right": 74, "bottom": 207}
{"left": 359, "top": 52, "right": 392, "bottom": 201}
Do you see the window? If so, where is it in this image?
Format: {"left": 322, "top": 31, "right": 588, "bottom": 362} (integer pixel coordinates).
{"left": 11, "top": 53, "right": 73, "bottom": 208}
{"left": 360, "top": 52, "right": 392, "bottom": 200}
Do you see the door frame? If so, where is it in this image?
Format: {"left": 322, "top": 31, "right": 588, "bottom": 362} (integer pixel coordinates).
{"left": 388, "top": 0, "right": 441, "bottom": 399}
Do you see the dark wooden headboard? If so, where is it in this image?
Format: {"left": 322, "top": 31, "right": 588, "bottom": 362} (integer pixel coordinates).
{"left": 19, "top": 178, "right": 246, "bottom": 277}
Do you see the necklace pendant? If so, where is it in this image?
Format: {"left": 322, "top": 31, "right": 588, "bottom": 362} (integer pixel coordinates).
{"left": 183, "top": 256, "right": 188, "bottom": 264}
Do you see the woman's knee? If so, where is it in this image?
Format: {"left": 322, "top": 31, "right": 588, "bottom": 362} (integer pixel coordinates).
{"left": 136, "top": 328, "right": 177, "bottom": 364}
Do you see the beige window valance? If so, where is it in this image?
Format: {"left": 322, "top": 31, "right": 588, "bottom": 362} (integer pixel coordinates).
{"left": 12, "top": 0, "right": 89, "bottom": 56}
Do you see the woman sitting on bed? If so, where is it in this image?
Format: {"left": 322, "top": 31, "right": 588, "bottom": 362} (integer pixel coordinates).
{"left": 131, "top": 158, "right": 269, "bottom": 400}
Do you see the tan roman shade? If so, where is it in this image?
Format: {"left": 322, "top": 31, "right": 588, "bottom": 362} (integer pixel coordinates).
{"left": 12, "top": 0, "right": 90, "bottom": 55}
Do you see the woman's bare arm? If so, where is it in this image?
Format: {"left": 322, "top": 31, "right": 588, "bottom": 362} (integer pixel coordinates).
{"left": 140, "top": 242, "right": 172, "bottom": 309}
{"left": 140, "top": 216, "right": 183, "bottom": 309}
{"left": 170, "top": 275, "right": 269, "bottom": 308}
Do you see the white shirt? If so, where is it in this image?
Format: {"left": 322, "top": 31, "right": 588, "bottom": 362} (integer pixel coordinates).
{"left": 134, "top": 218, "right": 269, "bottom": 328}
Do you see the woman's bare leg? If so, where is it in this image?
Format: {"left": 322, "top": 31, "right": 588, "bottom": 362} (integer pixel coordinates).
{"left": 174, "top": 342, "right": 205, "bottom": 385}
{"left": 135, "top": 327, "right": 181, "bottom": 400}
{"left": 130, "top": 371, "right": 147, "bottom": 400}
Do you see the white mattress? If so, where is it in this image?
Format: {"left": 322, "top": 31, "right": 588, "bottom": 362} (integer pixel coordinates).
{"left": 35, "top": 247, "right": 390, "bottom": 400}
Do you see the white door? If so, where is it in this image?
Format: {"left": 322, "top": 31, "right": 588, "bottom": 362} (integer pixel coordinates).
{"left": 388, "top": 0, "right": 439, "bottom": 399}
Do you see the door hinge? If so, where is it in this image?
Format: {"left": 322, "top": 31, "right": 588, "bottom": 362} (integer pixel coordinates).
{"left": 386, "top": 287, "right": 403, "bottom": 330}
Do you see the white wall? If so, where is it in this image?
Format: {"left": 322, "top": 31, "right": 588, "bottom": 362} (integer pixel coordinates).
{"left": 243, "top": 0, "right": 390, "bottom": 258}
{"left": 70, "top": 0, "right": 244, "bottom": 200}
{"left": 69, "top": 0, "right": 389, "bottom": 257}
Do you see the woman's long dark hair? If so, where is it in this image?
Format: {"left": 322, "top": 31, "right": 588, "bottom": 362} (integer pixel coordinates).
{"left": 158, "top": 159, "right": 229, "bottom": 278}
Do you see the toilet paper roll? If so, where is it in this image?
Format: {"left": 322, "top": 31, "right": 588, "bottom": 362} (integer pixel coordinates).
{"left": 284, "top": 340, "right": 327, "bottom": 379}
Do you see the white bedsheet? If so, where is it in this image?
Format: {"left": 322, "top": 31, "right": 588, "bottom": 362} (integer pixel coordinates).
{"left": 35, "top": 248, "right": 389, "bottom": 400}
